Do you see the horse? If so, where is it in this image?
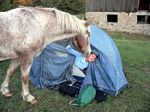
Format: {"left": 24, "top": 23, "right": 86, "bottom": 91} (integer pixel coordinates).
{"left": 0, "top": 7, "right": 91, "bottom": 104}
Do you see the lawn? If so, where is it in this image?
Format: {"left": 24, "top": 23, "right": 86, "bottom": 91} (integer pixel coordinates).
{"left": 0, "top": 33, "right": 150, "bottom": 112}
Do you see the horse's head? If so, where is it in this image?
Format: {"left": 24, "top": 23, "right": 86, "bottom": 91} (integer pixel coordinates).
{"left": 72, "top": 29, "right": 91, "bottom": 57}
{"left": 72, "top": 19, "right": 92, "bottom": 57}
{"left": 52, "top": 8, "right": 91, "bottom": 56}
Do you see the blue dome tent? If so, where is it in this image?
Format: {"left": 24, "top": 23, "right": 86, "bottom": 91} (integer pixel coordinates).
{"left": 30, "top": 25, "right": 128, "bottom": 95}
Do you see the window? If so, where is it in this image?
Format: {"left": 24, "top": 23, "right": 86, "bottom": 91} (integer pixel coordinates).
{"left": 107, "top": 15, "right": 118, "bottom": 23}
{"left": 139, "top": 0, "right": 150, "bottom": 10}
{"left": 137, "top": 15, "right": 150, "bottom": 24}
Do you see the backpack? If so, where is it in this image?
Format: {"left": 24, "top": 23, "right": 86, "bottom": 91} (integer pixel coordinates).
{"left": 69, "top": 85, "right": 96, "bottom": 106}
{"left": 58, "top": 81, "right": 81, "bottom": 97}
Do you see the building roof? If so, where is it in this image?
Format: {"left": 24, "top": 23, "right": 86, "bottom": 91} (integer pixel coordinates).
{"left": 86, "top": 0, "right": 150, "bottom": 12}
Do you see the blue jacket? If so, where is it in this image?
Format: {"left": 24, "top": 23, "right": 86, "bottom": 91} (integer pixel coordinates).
{"left": 66, "top": 45, "right": 88, "bottom": 70}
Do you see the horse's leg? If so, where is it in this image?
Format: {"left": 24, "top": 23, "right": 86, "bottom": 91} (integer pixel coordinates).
{"left": 1, "top": 59, "right": 19, "bottom": 97}
{"left": 19, "top": 54, "right": 37, "bottom": 104}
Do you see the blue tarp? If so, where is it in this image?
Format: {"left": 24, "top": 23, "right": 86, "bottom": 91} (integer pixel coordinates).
{"left": 30, "top": 25, "right": 128, "bottom": 95}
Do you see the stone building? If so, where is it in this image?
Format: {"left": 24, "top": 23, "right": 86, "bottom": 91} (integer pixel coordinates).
{"left": 86, "top": 0, "right": 150, "bottom": 35}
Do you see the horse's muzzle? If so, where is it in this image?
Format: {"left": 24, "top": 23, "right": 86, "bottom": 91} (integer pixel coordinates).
{"left": 84, "top": 49, "right": 91, "bottom": 57}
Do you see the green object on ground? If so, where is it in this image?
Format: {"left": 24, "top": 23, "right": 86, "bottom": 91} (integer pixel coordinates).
{"left": 76, "top": 85, "right": 96, "bottom": 106}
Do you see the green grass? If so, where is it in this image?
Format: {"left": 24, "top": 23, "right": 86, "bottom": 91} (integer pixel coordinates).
{"left": 0, "top": 33, "right": 150, "bottom": 112}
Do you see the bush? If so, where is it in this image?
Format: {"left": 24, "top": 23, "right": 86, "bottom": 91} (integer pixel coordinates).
{"left": 32, "top": 0, "right": 85, "bottom": 14}
{"left": 0, "top": 0, "right": 85, "bottom": 14}
{"left": 0, "top": 0, "right": 13, "bottom": 11}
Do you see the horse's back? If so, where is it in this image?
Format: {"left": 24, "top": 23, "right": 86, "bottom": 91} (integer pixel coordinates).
{"left": 0, "top": 8, "right": 22, "bottom": 42}
{"left": 0, "top": 8, "right": 38, "bottom": 60}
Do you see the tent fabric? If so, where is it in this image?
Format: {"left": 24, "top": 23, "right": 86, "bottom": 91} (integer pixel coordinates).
{"left": 82, "top": 46, "right": 128, "bottom": 95}
{"left": 30, "top": 39, "right": 76, "bottom": 88}
{"left": 30, "top": 25, "right": 128, "bottom": 95}
{"left": 82, "top": 25, "right": 128, "bottom": 95}
{"left": 90, "top": 25, "right": 123, "bottom": 69}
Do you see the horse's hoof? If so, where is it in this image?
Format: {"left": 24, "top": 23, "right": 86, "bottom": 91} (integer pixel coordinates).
{"left": 22, "top": 93, "right": 37, "bottom": 105}
{"left": 30, "top": 99, "right": 38, "bottom": 105}
{"left": 3, "top": 92, "right": 13, "bottom": 97}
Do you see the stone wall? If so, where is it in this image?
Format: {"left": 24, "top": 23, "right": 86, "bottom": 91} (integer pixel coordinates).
{"left": 86, "top": 11, "right": 150, "bottom": 36}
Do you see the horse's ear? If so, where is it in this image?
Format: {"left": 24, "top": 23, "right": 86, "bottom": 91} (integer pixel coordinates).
{"left": 50, "top": 8, "right": 56, "bottom": 17}
{"left": 84, "top": 19, "right": 92, "bottom": 27}
{"left": 51, "top": 9, "right": 56, "bottom": 14}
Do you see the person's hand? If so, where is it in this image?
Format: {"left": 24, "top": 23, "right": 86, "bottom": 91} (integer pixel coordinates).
{"left": 85, "top": 54, "right": 97, "bottom": 62}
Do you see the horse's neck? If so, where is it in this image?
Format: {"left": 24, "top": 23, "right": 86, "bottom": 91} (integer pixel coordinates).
{"left": 44, "top": 32, "right": 77, "bottom": 49}
{"left": 31, "top": 8, "right": 71, "bottom": 50}
{"left": 30, "top": 8, "right": 65, "bottom": 48}
{"left": 33, "top": 10, "right": 51, "bottom": 29}
{"left": 33, "top": 9, "right": 59, "bottom": 38}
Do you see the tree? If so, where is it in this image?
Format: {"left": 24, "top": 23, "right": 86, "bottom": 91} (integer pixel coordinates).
{"left": 0, "top": 0, "right": 85, "bottom": 14}
{"left": 32, "top": 0, "right": 85, "bottom": 14}
{"left": 0, "top": 0, "right": 13, "bottom": 11}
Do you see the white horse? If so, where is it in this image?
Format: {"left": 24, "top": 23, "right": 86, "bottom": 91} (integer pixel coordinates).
{"left": 0, "top": 7, "right": 91, "bottom": 104}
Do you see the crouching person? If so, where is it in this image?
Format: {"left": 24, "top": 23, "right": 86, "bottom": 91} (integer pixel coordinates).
{"left": 66, "top": 42, "right": 97, "bottom": 84}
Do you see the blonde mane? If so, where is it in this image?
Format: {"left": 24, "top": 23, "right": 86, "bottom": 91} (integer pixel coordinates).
{"left": 52, "top": 8, "right": 87, "bottom": 36}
